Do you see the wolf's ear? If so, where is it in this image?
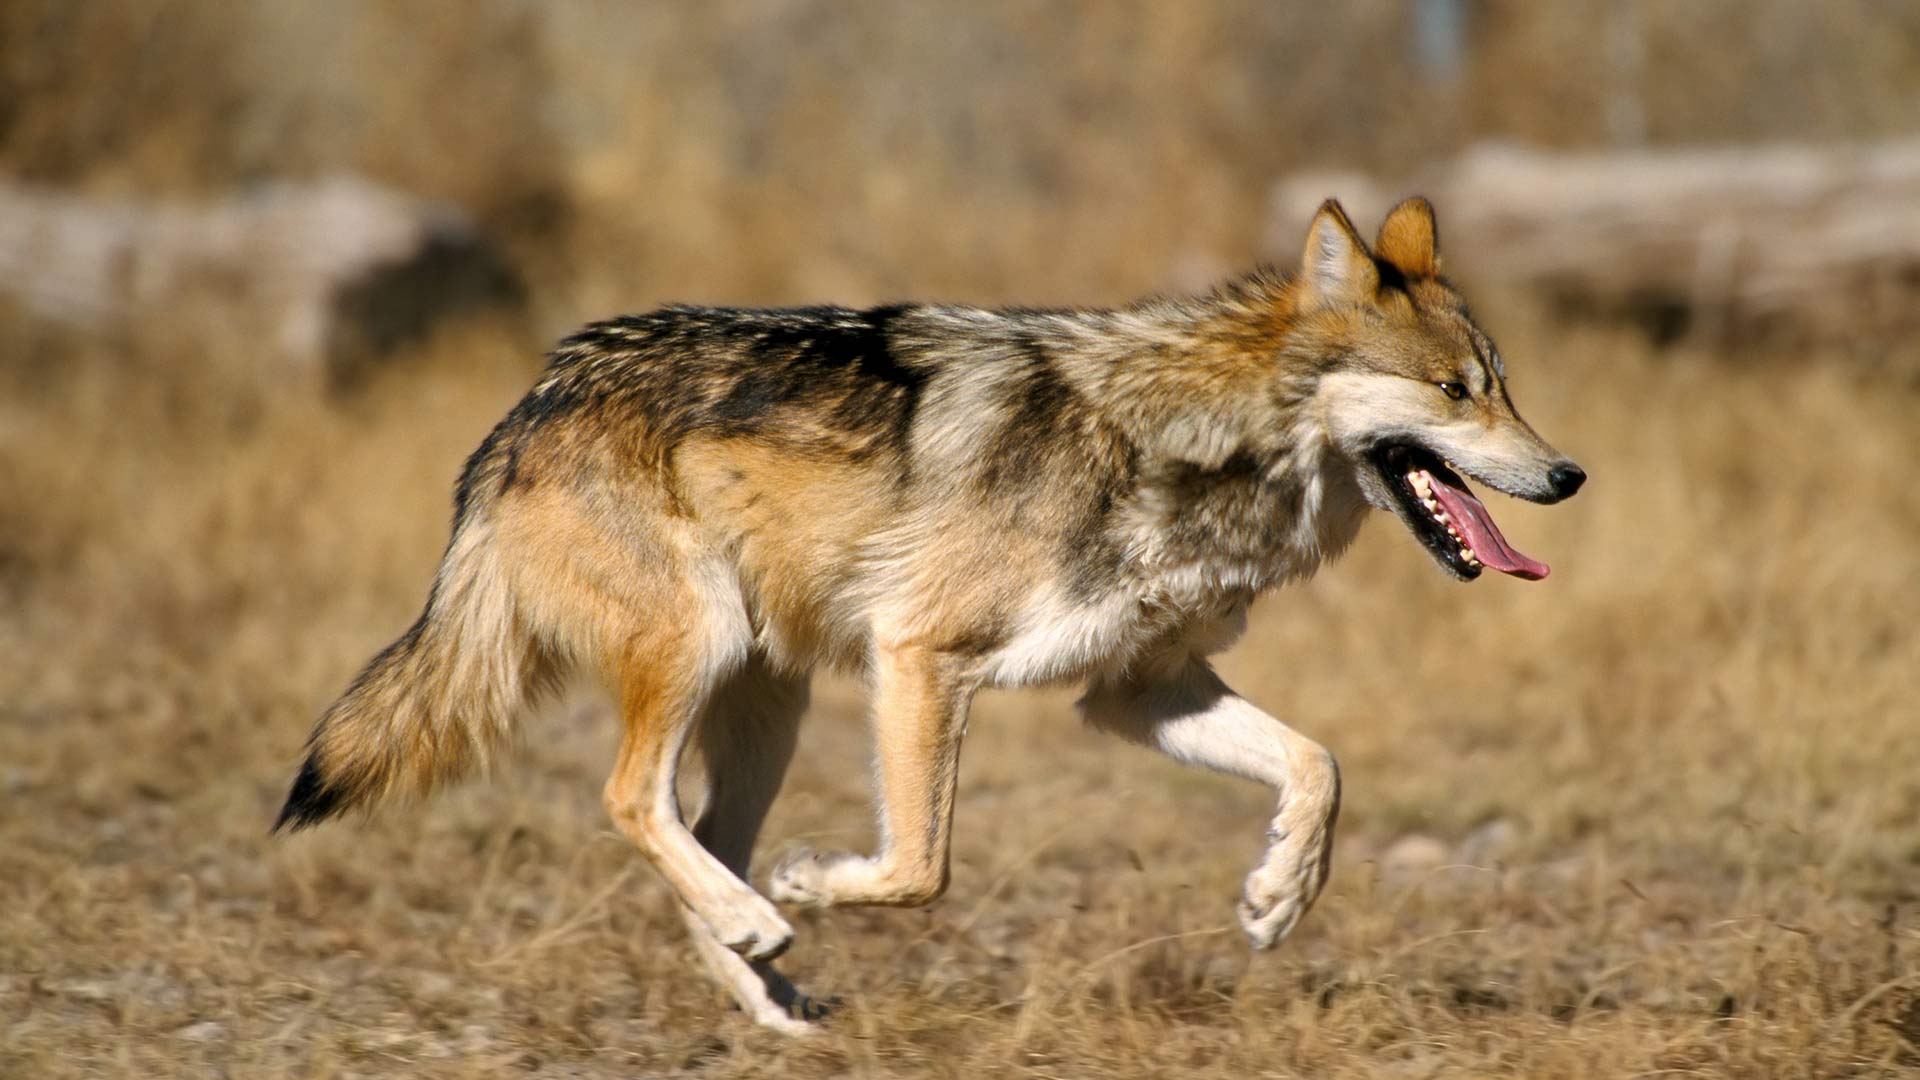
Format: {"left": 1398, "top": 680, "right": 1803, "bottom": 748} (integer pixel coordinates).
{"left": 1299, "top": 199, "right": 1379, "bottom": 309}
{"left": 1374, "top": 196, "right": 1439, "bottom": 278}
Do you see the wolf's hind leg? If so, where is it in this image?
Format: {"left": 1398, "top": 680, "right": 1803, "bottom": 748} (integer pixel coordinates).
{"left": 603, "top": 614, "right": 795, "bottom": 962}
{"left": 679, "top": 655, "right": 825, "bottom": 1032}
{"left": 769, "top": 645, "right": 974, "bottom": 909}
{"left": 1079, "top": 655, "right": 1340, "bottom": 950}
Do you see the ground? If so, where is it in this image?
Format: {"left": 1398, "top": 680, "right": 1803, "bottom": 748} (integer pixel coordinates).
{"left": 4, "top": 307, "right": 1918, "bottom": 1078}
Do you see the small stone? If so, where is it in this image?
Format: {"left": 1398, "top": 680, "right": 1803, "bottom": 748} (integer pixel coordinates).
{"left": 1461, "top": 818, "right": 1520, "bottom": 864}
{"left": 1381, "top": 834, "right": 1450, "bottom": 879}
{"left": 52, "top": 979, "right": 115, "bottom": 1002}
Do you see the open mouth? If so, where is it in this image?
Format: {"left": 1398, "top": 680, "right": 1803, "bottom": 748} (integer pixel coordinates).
{"left": 1370, "top": 444, "right": 1550, "bottom": 582}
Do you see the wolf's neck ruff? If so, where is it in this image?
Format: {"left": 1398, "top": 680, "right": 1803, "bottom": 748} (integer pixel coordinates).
{"left": 1120, "top": 429, "right": 1369, "bottom": 612}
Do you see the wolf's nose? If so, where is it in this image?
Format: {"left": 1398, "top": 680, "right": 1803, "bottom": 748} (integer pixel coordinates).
{"left": 1548, "top": 462, "right": 1587, "bottom": 500}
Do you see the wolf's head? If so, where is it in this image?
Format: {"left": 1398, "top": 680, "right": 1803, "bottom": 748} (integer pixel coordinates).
{"left": 1291, "top": 197, "right": 1585, "bottom": 582}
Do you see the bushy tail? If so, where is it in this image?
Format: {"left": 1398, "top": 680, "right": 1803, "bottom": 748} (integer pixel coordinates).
{"left": 274, "top": 523, "right": 551, "bottom": 832}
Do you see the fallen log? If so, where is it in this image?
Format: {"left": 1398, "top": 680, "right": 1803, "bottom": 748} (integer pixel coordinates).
{"left": 1267, "top": 140, "right": 1920, "bottom": 349}
{"left": 0, "top": 176, "right": 525, "bottom": 387}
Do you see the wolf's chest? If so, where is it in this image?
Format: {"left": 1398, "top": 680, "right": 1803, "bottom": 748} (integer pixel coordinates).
{"left": 972, "top": 576, "right": 1256, "bottom": 690}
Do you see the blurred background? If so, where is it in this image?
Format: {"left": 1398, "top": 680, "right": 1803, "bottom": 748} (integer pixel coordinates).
{"left": 7, "top": 1, "right": 1920, "bottom": 352}
{"left": 5, "top": 3, "right": 1919, "bottom": 1077}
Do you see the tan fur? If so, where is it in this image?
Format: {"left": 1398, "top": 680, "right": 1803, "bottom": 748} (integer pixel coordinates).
{"left": 1375, "top": 196, "right": 1440, "bottom": 278}
{"left": 302, "top": 520, "right": 557, "bottom": 813}
{"left": 769, "top": 646, "right": 974, "bottom": 909}
{"left": 277, "top": 197, "right": 1585, "bottom": 1032}
{"left": 674, "top": 436, "right": 896, "bottom": 670}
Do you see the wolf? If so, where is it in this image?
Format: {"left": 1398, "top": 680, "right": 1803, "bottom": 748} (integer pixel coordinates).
{"left": 275, "top": 197, "right": 1584, "bottom": 1032}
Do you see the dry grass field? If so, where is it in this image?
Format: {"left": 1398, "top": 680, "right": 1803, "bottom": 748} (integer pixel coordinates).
{"left": 5, "top": 3, "right": 1920, "bottom": 1077}
{"left": 5, "top": 302, "right": 1918, "bottom": 1078}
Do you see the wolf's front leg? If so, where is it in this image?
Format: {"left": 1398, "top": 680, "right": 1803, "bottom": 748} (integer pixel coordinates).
{"left": 770, "top": 645, "right": 975, "bottom": 908}
{"left": 1079, "top": 654, "right": 1340, "bottom": 949}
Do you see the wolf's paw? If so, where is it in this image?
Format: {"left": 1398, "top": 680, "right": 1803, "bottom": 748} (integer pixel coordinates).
{"left": 768, "top": 846, "right": 857, "bottom": 907}
{"left": 703, "top": 894, "right": 795, "bottom": 960}
{"left": 771, "top": 848, "right": 948, "bottom": 907}
{"left": 743, "top": 995, "right": 826, "bottom": 1037}
{"left": 750, "top": 973, "right": 837, "bottom": 1035}
{"left": 1236, "top": 857, "right": 1325, "bottom": 950}
{"left": 1236, "top": 889, "right": 1306, "bottom": 950}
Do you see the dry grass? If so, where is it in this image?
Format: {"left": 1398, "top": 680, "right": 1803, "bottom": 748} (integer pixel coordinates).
{"left": 6, "top": 3, "right": 1920, "bottom": 1076}
{"left": 4, "top": 298, "right": 1918, "bottom": 1078}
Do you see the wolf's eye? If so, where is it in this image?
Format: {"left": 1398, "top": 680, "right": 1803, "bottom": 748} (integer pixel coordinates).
{"left": 1438, "top": 381, "right": 1468, "bottom": 401}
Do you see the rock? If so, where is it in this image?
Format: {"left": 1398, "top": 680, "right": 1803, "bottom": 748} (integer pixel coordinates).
{"left": 1380, "top": 834, "right": 1451, "bottom": 879}
{"left": 173, "top": 1020, "right": 226, "bottom": 1042}
{"left": 1461, "top": 817, "right": 1521, "bottom": 865}
{"left": 50, "top": 978, "right": 115, "bottom": 1002}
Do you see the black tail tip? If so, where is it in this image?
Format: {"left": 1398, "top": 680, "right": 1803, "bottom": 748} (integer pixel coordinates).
{"left": 272, "top": 754, "right": 346, "bottom": 834}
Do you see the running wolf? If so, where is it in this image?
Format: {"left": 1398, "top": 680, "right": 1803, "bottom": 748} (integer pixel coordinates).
{"left": 275, "top": 198, "right": 1585, "bottom": 1032}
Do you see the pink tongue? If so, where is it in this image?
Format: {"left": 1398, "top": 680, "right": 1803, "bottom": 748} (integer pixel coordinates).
{"left": 1427, "top": 474, "right": 1551, "bottom": 580}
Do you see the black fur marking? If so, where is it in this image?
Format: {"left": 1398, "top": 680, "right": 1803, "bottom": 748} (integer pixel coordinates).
{"left": 1062, "top": 479, "right": 1131, "bottom": 602}
{"left": 453, "top": 424, "right": 505, "bottom": 524}
{"left": 272, "top": 753, "right": 344, "bottom": 833}
{"left": 272, "top": 613, "right": 428, "bottom": 835}
{"left": 703, "top": 304, "right": 925, "bottom": 457}
{"left": 978, "top": 335, "right": 1076, "bottom": 492}
{"left": 500, "top": 440, "right": 528, "bottom": 493}
{"left": 1372, "top": 256, "right": 1410, "bottom": 296}
{"left": 707, "top": 372, "right": 787, "bottom": 425}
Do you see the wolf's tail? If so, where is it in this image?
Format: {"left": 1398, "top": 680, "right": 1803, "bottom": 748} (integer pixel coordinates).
{"left": 273, "top": 520, "right": 552, "bottom": 832}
